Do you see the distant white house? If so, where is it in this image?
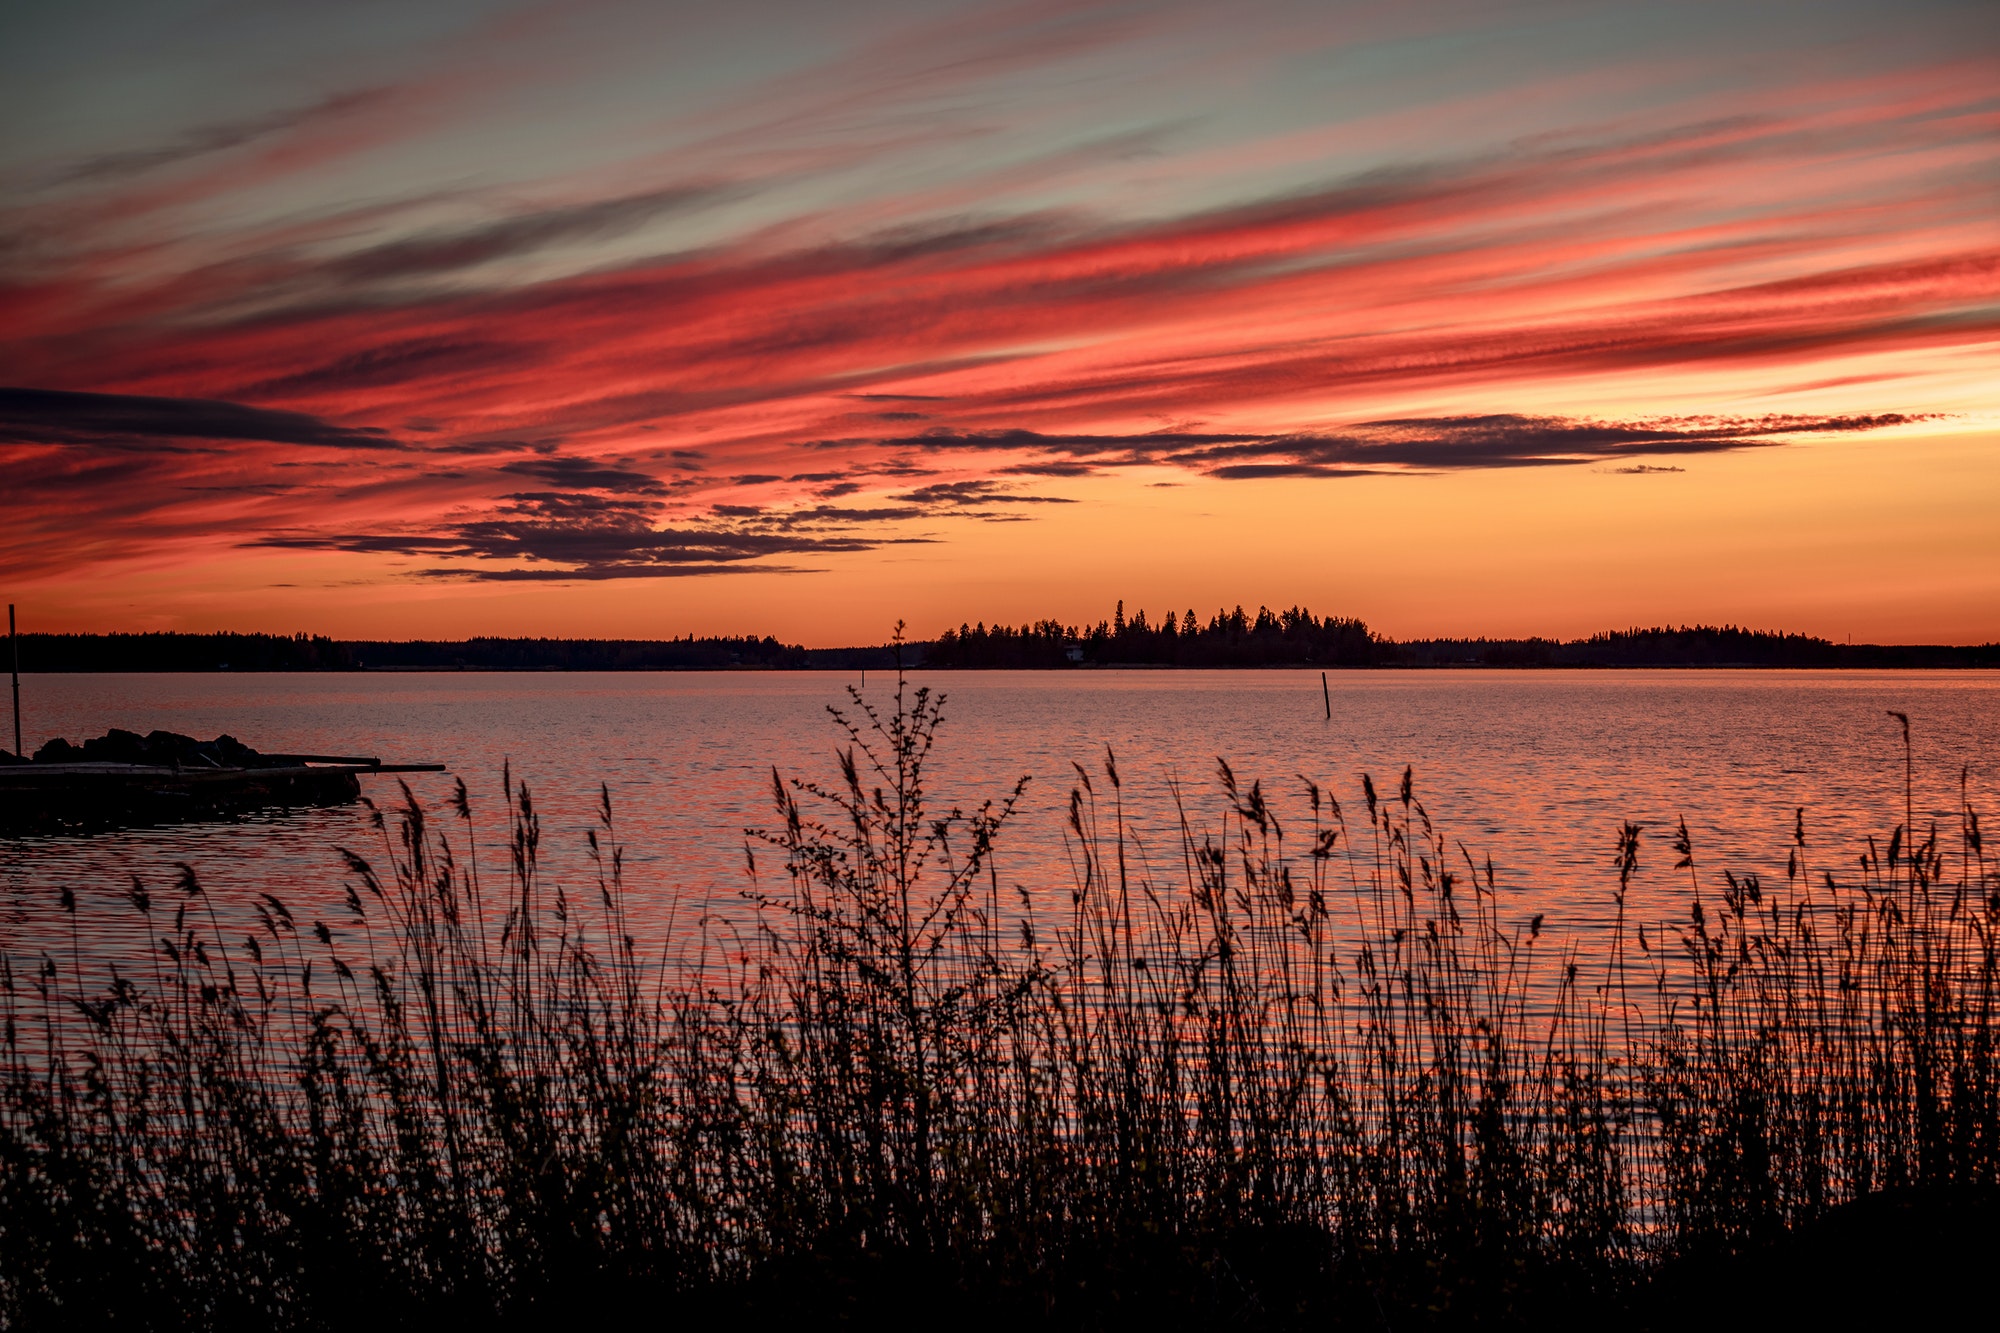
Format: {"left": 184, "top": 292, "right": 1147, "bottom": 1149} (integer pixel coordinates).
{"left": 1065, "top": 646, "right": 1084, "bottom": 663}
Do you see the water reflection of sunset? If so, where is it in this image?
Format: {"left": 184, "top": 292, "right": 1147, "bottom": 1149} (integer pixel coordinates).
{"left": 12, "top": 669, "right": 1996, "bottom": 961}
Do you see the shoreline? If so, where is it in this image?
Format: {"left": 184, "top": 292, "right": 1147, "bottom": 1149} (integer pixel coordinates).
{"left": 9, "top": 660, "right": 2000, "bottom": 673}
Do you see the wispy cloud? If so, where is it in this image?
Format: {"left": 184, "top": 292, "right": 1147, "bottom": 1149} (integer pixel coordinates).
{"left": 0, "top": 387, "right": 401, "bottom": 449}
{"left": 318, "top": 182, "right": 746, "bottom": 284}
{"left": 496, "top": 455, "right": 668, "bottom": 494}
{"left": 2, "top": 3, "right": 1991, "bottom": 593}
{"left": 250, "top": 494, "right": 915, "bottom": 582}
{"left": 42, "top": 90, "right": 390, "bottom": 187}
{"left": 892, "top": 478, "right": 1076, "bottom": 505}
{"left": 246, "top": 338, "right": 531, "bottom": 397}
{"left": 880, "top": 413, "right": 1930, "bottom": 478}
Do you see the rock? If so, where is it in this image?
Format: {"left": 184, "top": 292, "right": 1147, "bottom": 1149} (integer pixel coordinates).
{"left": 30, "top": 730, "right": 275, "bottom": 768}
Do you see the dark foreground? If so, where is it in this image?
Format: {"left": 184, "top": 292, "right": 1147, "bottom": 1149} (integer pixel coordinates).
{"left": 5, "top": 684, "right": 1995, "bottom": 1329}
{"left": 11, "top": 1188, "right": 1994, "bottom": 1329}
{"left": 635, "top": 1185, "right": 1997, "bottom": 1329}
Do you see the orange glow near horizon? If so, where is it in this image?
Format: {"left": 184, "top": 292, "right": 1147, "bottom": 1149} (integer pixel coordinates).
{"left": 3, "top": 1, "right": 1996, "bottom": 644}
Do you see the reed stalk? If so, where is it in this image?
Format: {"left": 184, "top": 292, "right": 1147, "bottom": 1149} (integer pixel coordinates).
{"left": 3, "top": 674, "right": 1994, "bottom": 1327}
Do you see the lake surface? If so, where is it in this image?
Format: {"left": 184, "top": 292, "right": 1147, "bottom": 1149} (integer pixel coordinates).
{"left": 3, "top": 670, "right": 1996, "bottom": 966}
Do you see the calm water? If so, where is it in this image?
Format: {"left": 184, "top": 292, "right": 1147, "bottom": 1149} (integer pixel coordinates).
{"left": 3, "top": 670, "right": 1996, "bottom": 962}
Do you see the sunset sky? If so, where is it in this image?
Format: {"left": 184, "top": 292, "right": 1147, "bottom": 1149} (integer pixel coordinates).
{"left": 3, "top": 0, "right": 1995, "bottom": 644}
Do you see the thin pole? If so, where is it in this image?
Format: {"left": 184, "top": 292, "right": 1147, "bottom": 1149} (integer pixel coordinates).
{"left": 9, "top": 604, "right": 19, "bottom": 759}
{"left": 1321, "top": 670, "right": 1331, "bottom": 720}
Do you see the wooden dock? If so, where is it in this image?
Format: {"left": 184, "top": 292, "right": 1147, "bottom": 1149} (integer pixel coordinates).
{"left": 0, "top": 755, "right": 445, "bottom": 835}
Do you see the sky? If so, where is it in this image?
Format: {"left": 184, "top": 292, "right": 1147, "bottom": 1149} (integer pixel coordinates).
{"left": 2, "top": 0, "right": 1995, "bottom": 645}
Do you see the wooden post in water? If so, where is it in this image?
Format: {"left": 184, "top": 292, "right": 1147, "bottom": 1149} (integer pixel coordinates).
{"left": 1321, "top": 670, "right": 1331, "bottom": 720}
{"left": 9, "top": 604, "right": 19, "bottom": 760}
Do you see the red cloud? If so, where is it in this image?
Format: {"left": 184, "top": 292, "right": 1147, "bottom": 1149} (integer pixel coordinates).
{"left": 3, "top": 54, "right": 1991, "bottom": 582}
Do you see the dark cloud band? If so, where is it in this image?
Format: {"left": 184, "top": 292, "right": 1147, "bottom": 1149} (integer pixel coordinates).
{"left": 889, "top": 413, "right": 1930, "bottom": 476}
{"left": 0, "top": 387, "right": 400, "bottom": 450}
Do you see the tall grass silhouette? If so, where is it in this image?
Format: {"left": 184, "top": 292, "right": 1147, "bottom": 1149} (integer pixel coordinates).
{"left": 3, "top": 674, "right": 1995, "bottom": 1328}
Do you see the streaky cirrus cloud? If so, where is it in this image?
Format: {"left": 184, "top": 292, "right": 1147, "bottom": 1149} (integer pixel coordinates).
{"left": 1, "top": 0, "right": 1992, "bottom": 596}
{"left": 0, "top": 386, "right": 402, "bottom": 449}
{"left": 1, "top": 381, "right": 1918, "bottom": 581}
{"left": 895, "top": 413, "right": 1937, "bottom": 478}
{"left": 41, "top": 89, "right": 392, "bottom": 189}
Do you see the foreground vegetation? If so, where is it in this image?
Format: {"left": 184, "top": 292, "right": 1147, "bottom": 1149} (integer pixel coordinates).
{"left": 3, "top": 681, "right": 1996, "bottom": 1328}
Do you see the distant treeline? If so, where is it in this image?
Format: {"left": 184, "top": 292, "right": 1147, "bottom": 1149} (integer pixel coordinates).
{"left": 930, "top": 609, "right": 2000, "bottom": 668}
{"left": 11, "top": 619, "right": 1998, "bottom": 671}
{"left": 1391, "top": 625, "right": 2000, "bottom": 669}
{"left": 11, "top": 632, "right": 901, "bottom": 673}
{"left": 926, "top": 603, "right": 1374, "bottom": 668}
